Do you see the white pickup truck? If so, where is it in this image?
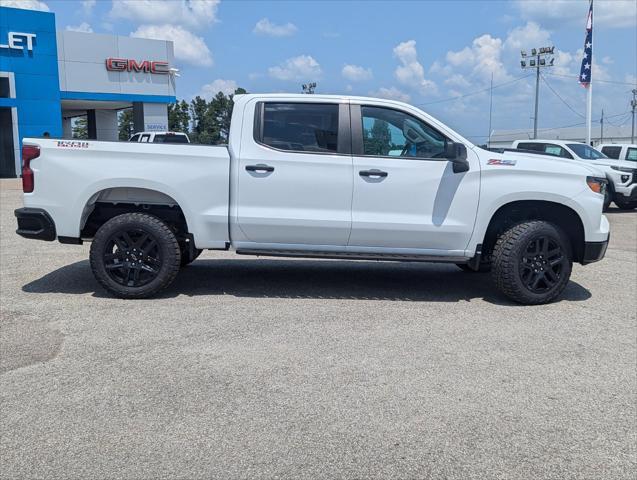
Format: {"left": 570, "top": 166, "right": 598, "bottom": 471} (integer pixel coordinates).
{"left": 16, "top": 94, "right": 610, "bottom": 304}
{"left": 512, "top": 139, "right": 637, "bottom": 210}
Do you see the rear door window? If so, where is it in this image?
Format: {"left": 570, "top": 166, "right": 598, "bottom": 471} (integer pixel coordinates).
{"left": 140, "top": 134, "right": 151, "bottom": 143}
{"left": 256, "top": 102, "right": 340, "bottom": 153}
{"left": 626, "top": 148, "right": 637, "bottom": 162}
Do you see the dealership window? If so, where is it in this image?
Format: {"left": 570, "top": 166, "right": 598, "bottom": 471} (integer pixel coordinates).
{"left": 0, "top": 77, "right": 10, "bottom": 98}
{"left": 257, "top": 103, "right": 339, "bottom": 153}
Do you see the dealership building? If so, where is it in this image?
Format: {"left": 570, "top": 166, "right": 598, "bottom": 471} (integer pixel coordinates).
{"left": 0, "top": 6, "right": 177, "bottom": 177}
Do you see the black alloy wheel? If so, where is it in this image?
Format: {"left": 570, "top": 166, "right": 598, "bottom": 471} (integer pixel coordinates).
{"left": 90, "top": 213, "right": 181, "bottom": 298}
{"left": 104, "top": 229, "right": 162, "bottom": 287}
{"left": 519, "top": 235, "right": 566, "bottom": 294}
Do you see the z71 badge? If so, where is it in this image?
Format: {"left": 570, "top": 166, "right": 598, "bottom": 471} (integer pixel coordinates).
{"left": 56, "top": 141, "right": 89, "bottom": 149}
{"left": 487, "top": 158, "right": 517, "bottom": 166}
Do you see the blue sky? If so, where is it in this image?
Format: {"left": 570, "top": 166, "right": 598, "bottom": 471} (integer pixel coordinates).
{"left": 4, "top": 0, "right": 637, "bottom": 143}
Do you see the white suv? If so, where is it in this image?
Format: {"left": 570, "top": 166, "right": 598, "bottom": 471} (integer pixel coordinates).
{"left": 512, "top": 139, "right": 637, "bottom": 210}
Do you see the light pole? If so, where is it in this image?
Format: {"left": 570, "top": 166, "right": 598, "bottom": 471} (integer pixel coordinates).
{"left": 302, "top": 82, "right": 317, "bottom": 94}
{"left": 631, "top": 89, "right": 636, "bottom": 143}
{"left": 520, "top": 46, "right": 555, "bottom": 139}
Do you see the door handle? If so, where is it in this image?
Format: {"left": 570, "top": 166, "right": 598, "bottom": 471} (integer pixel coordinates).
{"left": 359, "top": 169, "right": 388, "bottom": 178}
{"left": 246, "top": 164, "right": 275, "bottom": 173}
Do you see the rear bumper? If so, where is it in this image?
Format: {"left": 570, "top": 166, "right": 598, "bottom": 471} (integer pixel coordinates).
{"left": 581, "top": 236, "right": 609, "bottom": 265}
{"left": 15, "top": 208, "right": 56, "bottom": 241}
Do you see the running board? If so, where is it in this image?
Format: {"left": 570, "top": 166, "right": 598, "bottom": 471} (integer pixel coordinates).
{"left": 235, "top": 249, "right": 469, "bottom": 264}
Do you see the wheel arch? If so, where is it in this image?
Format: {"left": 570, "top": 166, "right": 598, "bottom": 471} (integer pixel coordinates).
{"left": 79, "top": 186, "right": 191, "bottom": 240}
{"left": 480, "top": 200, "right": 586, "bottom": 263}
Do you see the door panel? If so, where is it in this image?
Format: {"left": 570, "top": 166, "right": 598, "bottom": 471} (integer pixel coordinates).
{"left": 235, "top": 101, "right": 353, "bottom": 246}
{"left": 349, "top": 104, "right": 479, "bottom": 252}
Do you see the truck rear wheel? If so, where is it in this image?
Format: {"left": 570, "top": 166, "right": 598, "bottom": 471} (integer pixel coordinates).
{"left": 492, "top": 221, "right": 572, "bottom": 305}
{"left": 89, "top": 213, "right": 181, "bottom": 299}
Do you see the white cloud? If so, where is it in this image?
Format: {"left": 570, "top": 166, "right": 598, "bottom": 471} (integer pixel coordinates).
{"left": 253, "top": 18, "right": 297, "bottom": 37}
{"left": 82, "top": 0, "right": 95, "bottom": 14}
{"left": 131, "top": 24, "right": 213, "bottom": 67}
{"left": 503, "top": 22, "right": 551, "bottom": 52}
{"left": 0, "top": 0, "right": 49, "bottom": 11}
{"left": 111, "top": 0, "right": 220, "bottom": 30}
{"left": 445, "top": 34, "right": 510, "bottom": 83}
{"left": 198, "top": 79, "right": 238, "bottom": 97}
{"left": 516, "top": 0, "right": 637, "bottom": 28}
{"left": 369, "top": 87, "right": 410, "bottom": 103}
{"left": 393, "top": 40, "right": 437, "bottom": 94}
{"left": 444, "top": 74, "right": 471, "bottom": 89}
{"left": 66, "top": 22, "right": 93, "bottom": 33}
{"left": 268, "top": 55, "right": 322, "bottom": 81}
{"left": 342, "top": 64, "right": 372, "bottom": 82}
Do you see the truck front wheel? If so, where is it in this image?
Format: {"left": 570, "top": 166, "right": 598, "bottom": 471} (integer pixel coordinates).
{"left": 492, "top": 221, "right": 572, "bottom": 305}
{"left": 89, "top": 213, "right": 181, "bottom": 299}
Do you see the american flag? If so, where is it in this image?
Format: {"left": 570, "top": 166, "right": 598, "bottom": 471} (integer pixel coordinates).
{"left": 579, "top": 0, "right": 593, "bottom": 87}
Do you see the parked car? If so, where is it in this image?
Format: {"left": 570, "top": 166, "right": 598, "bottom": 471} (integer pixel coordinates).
{"left": 597, "top": 143, "right": 637, "bottom": 162}
{"left": 512, "top": 139, "right": 637, "bottom": 210}
{"left": 16, "top": 94, "right": 610, "bottom": 304}
{"left": 129, "top": 131, "right": 190, "bottom": 144}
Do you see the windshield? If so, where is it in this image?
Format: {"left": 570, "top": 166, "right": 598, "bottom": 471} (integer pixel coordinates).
{"left": 567, "top": 144, "right": 607, "bottom": 160}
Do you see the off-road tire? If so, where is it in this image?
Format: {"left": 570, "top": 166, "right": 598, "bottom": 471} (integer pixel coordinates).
{"left": 492, "top": 221, "right": 572, "bottom": 305}
{"left": 90, "top": 213, "right": 181, "bottom": 299}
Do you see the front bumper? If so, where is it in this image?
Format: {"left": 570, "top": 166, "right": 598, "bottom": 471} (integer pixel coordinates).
{"left": 15, "top": 208, "right": 56, "bottom": 241}
{"left": 581, "top": 235, "right": 609, "bottom": 265}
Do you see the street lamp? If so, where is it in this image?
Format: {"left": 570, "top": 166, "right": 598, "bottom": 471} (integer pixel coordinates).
{"left": 302, "top": 82, "right": 317, "bottom": 94}
{"left": 520, "top": 46, "right": 555, "bottom": 139}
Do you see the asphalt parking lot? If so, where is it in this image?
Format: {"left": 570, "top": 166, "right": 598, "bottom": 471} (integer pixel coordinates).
{"left": 1, "top": 179, "right": 635, "bottom": 479}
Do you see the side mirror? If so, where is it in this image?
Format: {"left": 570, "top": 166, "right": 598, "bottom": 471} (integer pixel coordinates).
{"left": 444, "top": 141, "right": 470, "bottom": 173}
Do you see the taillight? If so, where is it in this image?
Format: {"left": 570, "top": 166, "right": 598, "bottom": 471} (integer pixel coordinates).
{"left": 22, "top": 145, "right": 40, "bottom": 193}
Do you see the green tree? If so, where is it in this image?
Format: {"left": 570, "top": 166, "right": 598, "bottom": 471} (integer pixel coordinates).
{"left": 72, "top": 116, "right": 88, "bottom": 139}
{"left": 364, "top": 119, "right": 392, "bottom": 155}
{"left": 168, "top": 100, "right": 190, "bottom": 133}
{"left": 118, "top": 109, "right": 134, "bottom": 140}
{"left": 188, "top": 87, "right": 247, "bottom": 144}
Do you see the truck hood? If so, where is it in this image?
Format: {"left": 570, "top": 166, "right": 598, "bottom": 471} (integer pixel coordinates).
{"left": 589, "top": 158, "right": 636, "bottom": 170}
{"left": 501, "top": 150, "right": 606, "bottom": 177}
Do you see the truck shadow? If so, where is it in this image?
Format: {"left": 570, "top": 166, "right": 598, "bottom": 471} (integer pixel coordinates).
{"left": 22, "top": 258, "right": 592, "bottom": 306}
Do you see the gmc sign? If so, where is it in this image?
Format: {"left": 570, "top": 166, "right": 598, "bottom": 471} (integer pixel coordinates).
{"left": 105, "top": 58, "right": 170, "bottom": 74}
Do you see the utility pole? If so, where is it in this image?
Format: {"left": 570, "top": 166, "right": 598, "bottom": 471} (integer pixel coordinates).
{"left": 487, "top": 72, "right": 493, "bottom": 148}
{"left": 630, "top": 88, "right": 637, "bottom": 143}
{"left": 600, "top": 109, "right": 603, "bottom": 144}
{"left": 520, "top": 46, "right": 555, "bottom": 139}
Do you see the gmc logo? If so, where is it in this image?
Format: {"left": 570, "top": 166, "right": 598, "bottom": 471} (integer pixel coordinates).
{"left": 105, "top": 58, "right": 170, "bottom": 74}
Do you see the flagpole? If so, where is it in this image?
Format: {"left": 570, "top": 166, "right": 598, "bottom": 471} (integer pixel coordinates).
{"left": 586, "top": 82, "right": 592, "bottom": 145}
{"left": 584, "top": 0, "right": 593, "bottom": 145}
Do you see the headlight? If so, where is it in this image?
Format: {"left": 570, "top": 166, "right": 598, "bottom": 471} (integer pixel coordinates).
{"left": 586, "top": 176, "right": 607, "bottom": 195}
{"left": 611, "top": 166, "right": 634, "bottom": 173}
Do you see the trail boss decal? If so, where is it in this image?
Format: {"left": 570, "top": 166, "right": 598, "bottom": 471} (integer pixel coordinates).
{"left": 56, "top": 141, "right": 89, "bottom": 149}
{"left": 487, "top": 159, "right": 517, "bottom": 166}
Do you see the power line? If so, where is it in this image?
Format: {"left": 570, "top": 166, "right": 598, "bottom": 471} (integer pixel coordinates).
{"left": 539, "top": 72, "right": 584, "bottom": 118}
{"left": 415, "top": 74, "right": 533, "bottom": 106}
{"left": 543, "top": 72, "right": 637, "bottom": 87}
